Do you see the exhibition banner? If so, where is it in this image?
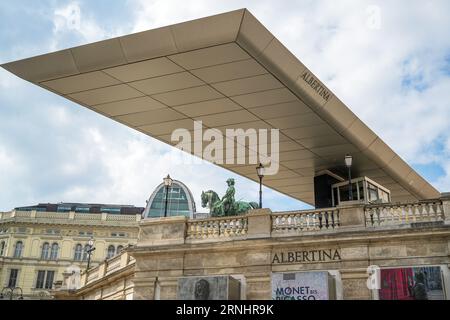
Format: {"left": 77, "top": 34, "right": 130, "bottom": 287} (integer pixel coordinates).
{"left": 271, "top": 271, "right": 335, "bottom": 300}
{"left": 379, "top": 266, "right": 445, "bottom": 300}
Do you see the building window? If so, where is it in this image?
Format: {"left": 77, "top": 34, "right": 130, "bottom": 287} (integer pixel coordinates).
{"left": 45, "top": 229, "right": 60, "bottom": 235}
{"left": 0, "top": 241, "right": 5, "bottom": 256}
{"left": 41, "top": 242, "right": 50, "bottom": 260}
{"left": 116, "top": 245, "right": 124, "bottom": 254}
{"left": 74, "top": 244, "right": 82, "bottom": 261}
{"left": 17, "top": 227, "right": 27, "bottom": 234}
{"left": 50, "top": 243, "right": 59, "bottom": 260}
{"left": 82, "top": 244, "right": 90, "bottom": 261}
{"left": 13, "top": 241, "right": 23, "bottom": 258}
{"left": 57, "top": 205, "right": 72, "bottom": 212}
{"left": 79, "top": 231, "right": 93, "bottom": 237}
{"left": 111, "top": 232, "right": 126, "bottom": 237}
{"left": 8, "top": 269, "right": 19, "bottom": 288}
{"left": 101, "top": 207, "right": 121, "bottom": 214}
{"left": 106, "top": 245, "right": 115, "bottom": 259}
{"left": 368, "top": 183, "right": 379, "bottom": 202}
{"left": 35, "top": 270, "right": 55, "bottom": 289}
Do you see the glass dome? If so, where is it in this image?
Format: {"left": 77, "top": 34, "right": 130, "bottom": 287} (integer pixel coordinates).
{"left": 143, "top": 180, "right": 196, "bottom": 219}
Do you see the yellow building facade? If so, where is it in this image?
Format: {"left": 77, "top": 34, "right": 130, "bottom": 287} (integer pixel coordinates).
{"left": 0, "top": 208, "right": 141, "bottom": 299}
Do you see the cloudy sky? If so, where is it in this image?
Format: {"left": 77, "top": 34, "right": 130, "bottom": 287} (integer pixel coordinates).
{"left": 0, "top": 1, "right": 449, "bottom": 212}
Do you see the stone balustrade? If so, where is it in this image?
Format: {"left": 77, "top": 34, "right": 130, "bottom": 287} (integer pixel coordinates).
{"left": 272, "top": 208, "right": 340, "bottom": 233}
{"left": 86, "top": 267, "right": 100, "bottom": 283}
{"left": 135, "top": 196, "right": 450, "bottom": 247}
{"left": 186, "top": 216, "right": 248, "bottom": 239}
{"left": 0, "top": 210, "right": 141, "bottom": 226}
{"left": 365, "top": 200, "right": 444, "bottom": 227}
{"left": 81, "top": 251, "right": 135, "bottom": 286}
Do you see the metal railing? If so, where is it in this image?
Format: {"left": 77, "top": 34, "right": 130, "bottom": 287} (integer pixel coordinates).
{"left": 272, "top": 208, "right": 340, "bottom": 233}
{"left": 365, "top": 200, "right": 444, "bottom": 227}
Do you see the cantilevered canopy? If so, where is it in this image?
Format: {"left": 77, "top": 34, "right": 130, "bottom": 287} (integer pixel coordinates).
{"left": 2, "top": 9, "right": 440, "bottom": 205}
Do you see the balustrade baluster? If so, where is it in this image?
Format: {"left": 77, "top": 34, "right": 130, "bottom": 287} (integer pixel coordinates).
{"left": 436, "top": 202, "right": 444, "bottom": 220}
{"left": 330, "top": 211, "right": 336, "bottom": 228}
{"left": 429, "top": 203, "right": 436, "bottom": 221}
{"left": 401, "top": 206, "right": 406, "bottom": 223}
{"left": 318, "top": 212, "right": 323, "bottom": 229}
{"left": 407, "top": 205, "right": 413, "bottom": 223}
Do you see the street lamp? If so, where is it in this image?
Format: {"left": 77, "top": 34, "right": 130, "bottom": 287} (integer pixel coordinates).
{"left": 86, "top": 236, "right": 96, "bottom": 272}
{"left": 256, "top": 163, "right": 265, "bottom": 208}
{"left": 0, "top": 287, "right": 24, "bottom": 300}
{"left": 163, "top": 174, "right": 173, "bottom": 218}
{"left": 345, "top": 154, "right": 353, "bottom": 201}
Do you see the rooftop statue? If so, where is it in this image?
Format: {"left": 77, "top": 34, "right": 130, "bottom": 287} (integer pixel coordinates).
{"left": 201, "top": 178, "right": 259, "bottom": 217}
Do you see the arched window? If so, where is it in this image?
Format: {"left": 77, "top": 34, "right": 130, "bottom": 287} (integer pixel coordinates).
{"left": 13, "top": 241, "right": 23, "bottom": 258}
{"left": 0, "top": 241, "right": 5, "bottom": 256}
{"left": 106, "top": 245, "right": 115, "bottom": 259}
{"left": 41, "top": 242, "right": 50, "bottom": 260}
{"left": 82, "top": 244, "right": 90, "bottom": 261}
{"left": 74, "top": 244, "right": 82, "bottom": 261}
{"left": 116, "top": 245, "right": 124, "bottom": 254}
{"left": 50, "top": 243, "right": 59, "bottom": 260}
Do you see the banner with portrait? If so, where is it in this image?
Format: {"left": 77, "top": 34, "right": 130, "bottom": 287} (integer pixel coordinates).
{"left": 379, "top": 266, "right": 445, "bottom": 300}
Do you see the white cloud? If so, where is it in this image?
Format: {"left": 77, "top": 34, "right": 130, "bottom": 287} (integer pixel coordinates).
{"left": 52, "top": 1, "right": 107, "bottom": 47}
{"left": 2, "top": 1, "right": 450, "bottom": 212}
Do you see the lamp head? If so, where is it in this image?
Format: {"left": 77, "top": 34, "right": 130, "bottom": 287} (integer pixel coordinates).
{"left": 345, "top": 154, "right": 353, "bottom": 168}
{"left": 256, "top": 163, "right": 265, "bottom": 178}
{"left": 88, "top": 237, "right": 94, "bottom": 247}
{"left": 163, "top": 174, "right": 173, "bottom": 187}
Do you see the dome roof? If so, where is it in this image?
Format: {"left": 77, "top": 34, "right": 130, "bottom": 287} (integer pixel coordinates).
{"left": 143, "top": 179, "right": 196, "bottom": 219}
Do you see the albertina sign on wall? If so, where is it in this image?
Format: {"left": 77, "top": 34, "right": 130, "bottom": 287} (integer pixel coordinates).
{"left": 272, "top": 272, "right": 336, "bottom": 300}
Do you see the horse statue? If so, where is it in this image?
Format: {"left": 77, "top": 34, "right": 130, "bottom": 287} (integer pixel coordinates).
{"left": 201, "top": 178, "right": 259, "bottom": 217}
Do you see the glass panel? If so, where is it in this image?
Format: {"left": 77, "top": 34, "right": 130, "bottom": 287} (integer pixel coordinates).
{"left": 50, "top": 244, "right": 59, "bottom": 260}
{"left": 101, "top": 207, "right": 121, "bottom": 214}
{"left": 333, "top": 187, "right": 338, "bottom": 206}
{"left": 380, "top": 190, "right": 390, "bottom": 203}
{"left": 14, "top": 241, "right": 23, "bottom": 258}
{"left": 83, "top": 245, "right": 90, "bottom": 261}
{"left": 45, "top": 271, "right": 55, "bottom": 289}
{"left": 359, "top": 182, "right": 365, "bottom": 201}
{"left": 57, "top": 206, "right": 72, "bottom": 212}
{"left": 8, "top": 269, "right": 18, "bottom": 288}
{"left": 74, "top": 244, "right": 82, "bottom": 261}
{"left": 368, "top": 183, "right": 379, "bottom": 202}
{"left": 339, "top": 182, "right": 358, "bottom": 202}
{"left": 107, "top": 245, "right": 115, "bottom": 259}
{"left": 41, "top": 243, "right": 50, "bottom": 260}
{"left": 148, "top": 183, "right": 191, "bottom": 218}
{"left": 36, "top": 270, "right": 45, "bottom": 289}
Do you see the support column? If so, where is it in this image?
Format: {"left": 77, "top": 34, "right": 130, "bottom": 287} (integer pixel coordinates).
{"left": 245, "top": 273, "right": 271, "bottom": 300}
{"left": 247, "top": 208, "right": 272, "bottom": 239}
{"left": 337, "top": 202, "right": 366, "bottom": 229}
{"left": 133, "top": 277, "right": 157, "bottom": 300}
{"left": 137, "top": 216, "right": 187, "bottom": 246}
{"left": 340, "top": 268, "right": 371, "bottom": 300}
